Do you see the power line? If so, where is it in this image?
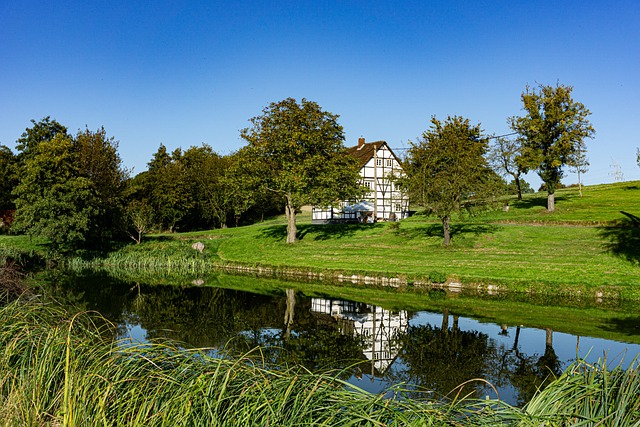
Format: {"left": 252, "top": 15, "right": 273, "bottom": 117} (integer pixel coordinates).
{"left": 391, "top": 132, "right": 519, "bottom": 151}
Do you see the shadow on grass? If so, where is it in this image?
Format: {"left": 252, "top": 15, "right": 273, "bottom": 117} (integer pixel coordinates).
{"left": 598, "top": 211, "right": 640, "bottom": 265}
{"left": 510, "top": 194, "right": 570, "bottom": 211}
{"left": 600, "top": 316, "right": 640, "bottom": 337}
{"left": 402, "top": 223, "right": 500, "bottom": 241}
{"left": 260, "top": 223, "right": 376, "bottom": 241}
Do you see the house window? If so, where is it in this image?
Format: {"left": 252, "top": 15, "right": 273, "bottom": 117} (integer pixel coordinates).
{"left": 376, "top": 158, "right": 382, "bottom": 166}
{"left": 386, "top": 159, "right": 392, "bottom": 167}
{"left": 363, "top": 181, "right": 372, "bottom": 189}
{"left": 395, "top": 203, "right": 402, "bottom": 211}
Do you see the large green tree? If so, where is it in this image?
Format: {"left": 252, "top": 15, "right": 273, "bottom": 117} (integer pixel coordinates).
{"left": 75, "top": 126, "right": 129, "bottom": 242}
{"left": 16, "top": 116, "right": 68, "bottom": 162}
{"left": 404, "top": 115, "right": 493, "bottom": 246}
{"left": 510, "top": 83, "right": 595, "bottom": 211}
{"left": 240, "top": 98, "right": 362, "bottom": 244}
{"left": 0, "top": 145, "right": 18, "bottom": 233}
{"left": 145, "top": 144, "right": 194, "bottom": 232}
{"left": 0, "top": 145, "right": 18, "bottom": 210}
{"left": 181, "top": 145, "right": 230, "bottom": 229}
{"left": 12, "top": 133, "right": 99, "bottom": 254}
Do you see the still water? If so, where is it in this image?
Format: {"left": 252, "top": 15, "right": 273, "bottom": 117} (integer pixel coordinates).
{"left": 44, "top": 270, "right": 640, "bottom": 407}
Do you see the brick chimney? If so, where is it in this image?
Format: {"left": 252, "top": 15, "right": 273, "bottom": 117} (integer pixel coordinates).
{"left": 358, "top": 137, "right": 365, "bottom": 148}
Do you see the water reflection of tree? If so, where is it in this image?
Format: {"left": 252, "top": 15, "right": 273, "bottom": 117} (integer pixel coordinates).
{"left": 497, "top": 327, "right": 562, "bottom": 406}
{"left": 395, "top": 309, "right": 494, "bottom": 400}
{"left": 225, "top": 289, "right": 366, "bottom": 378}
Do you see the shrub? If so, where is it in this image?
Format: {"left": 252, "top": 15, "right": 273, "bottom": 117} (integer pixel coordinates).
{"left": 429, "top": 271, "right": 447, "bottom": 284}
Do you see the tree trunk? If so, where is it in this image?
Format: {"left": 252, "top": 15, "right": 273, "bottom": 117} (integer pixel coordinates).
{"left": 442, "top": 215, "right": 451, "bottom": 246}
{"left": 441, "top": 308, "right": 449, "bottom": 332}
{"left": 284, "top": 288, "right": 296, "bottom": 340}
{"left": 577, "top": 170, "right": 583, "bottom": 197}
{"left": 285, "top": 194, "right": 297, "bottom": 244}
{"left": 547, "top": 192, "right": 555, "bottom": 212}
{"left": 545, "top": 328, "right": 553, "bottom": 348}
{"left": 515, "top": 176, "right": 523, "bottom": 200}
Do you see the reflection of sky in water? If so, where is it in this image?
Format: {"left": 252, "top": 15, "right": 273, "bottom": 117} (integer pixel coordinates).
{"left": 124, "top": 323, "right": 147, "bottom": 343}
{"left": 118, "top": 307, "right": 640, "bottom": 407}
{"left": 344, "top": 310, "right": 640, "bottom": 405}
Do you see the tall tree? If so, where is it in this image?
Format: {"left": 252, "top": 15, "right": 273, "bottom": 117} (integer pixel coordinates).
{"left": 181, "top": 145, "right": 230, "bottom": 229}
{"left": 0, "top": 145, "right": 18, "bottom": 233}
{"left": 240, "top": 98, "right": 362, "bottom": 244}
{"left": 510, "top": 83, "right": 595, "bottom": 211}
{"left": 403, "top": 115, "right": 491, "bottom": 246}
{"left": 75, "top": 126, "right": 129, "bottom": 241}
{"left": 0, "top": 145, "right": 18, "bottom": 211}
{"left": 488, "top": 136, "right": 528, "bottom": 200}
{"left": 12, "top": 133, "right": 99, "bottom": 254}
{"left": 224, "top": 148, "right": 260, "bottom": 227}
{"left": 15, "top": 116, "right": 68, "bottom": 162}
{"left": 145, "top": 145, "right": 193, "bottom": 232}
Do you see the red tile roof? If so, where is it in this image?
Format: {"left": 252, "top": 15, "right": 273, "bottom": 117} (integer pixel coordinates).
{"left": 347, "top": 141, "right": 387, "bottom": 168}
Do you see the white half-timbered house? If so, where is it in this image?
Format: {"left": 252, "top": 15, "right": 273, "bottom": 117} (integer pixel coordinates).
{"left": 312, "top": 137, "right": 409, "bottom": 224}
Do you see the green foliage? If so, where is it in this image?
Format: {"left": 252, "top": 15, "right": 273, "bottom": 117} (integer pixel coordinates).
{"left": 404, "top": 115, "right": 495, "bottom": 245}
{"left": 488, "top": 136, "right": 529, "bottom": 200}
{"left": 240, "top": 98, "right": 362, "bottom": 243}
{"left": 510, "top": 83, "right": 595, "bottom": 210}
{"left": 75, "top": 126, "right": 129, "bottom": 242}
{"left": 15, "top": 116, "right": 68, "bottom": 161}
{"left": 522, "top": 358, "right": 640, "bottom": 425}
{"left": 429, "top": 271, "right": 447, "bottom": 284}
{"left": 180, "top": 144, "right": 230, "bottom": 229}
{"left": 0, "top": 145, "right": 18, "bottom": 213}
{"left": 145, "top": 145, "right": 194, "bottom": 232}
{"left": 506, "top": 179, "right": 534, "bottom": 195}
{"left": 2, "top": 298, "right": 638, "bottom": 426}
{"left": 12, "top": 133, "right": 100, "bottom": 254}
{"left": 129, "top": 144, "right": 256, "bottom": 233}
{"left": 399, "top": 320, "right": 492, "bottom": 399}
{"left": 124, "top": 199, "right": 155, "bottom": 244}
{"left": 0, "top": 298, "right": 490, "bottom": 426}
{"left": 538, "top": 181, "right": 566, "bottom": 192}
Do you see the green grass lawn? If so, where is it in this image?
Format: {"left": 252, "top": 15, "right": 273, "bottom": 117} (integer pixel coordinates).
{"left": 2, "top": 180, "right": 640, "bottom": 298}
{"left": 478, "top": 181, "right": 640, "bottom": 224}
{"left": 185, "top": 181, "right": 640, "bottom": 297}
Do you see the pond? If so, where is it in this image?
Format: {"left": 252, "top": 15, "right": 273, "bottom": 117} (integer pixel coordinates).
{"left": 42, "top": 269, "right": 640, "bottom": 407}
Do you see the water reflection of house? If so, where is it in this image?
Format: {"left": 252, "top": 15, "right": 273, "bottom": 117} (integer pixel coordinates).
{"left": 310, "top": 298, "right": 408, "bottom": 376}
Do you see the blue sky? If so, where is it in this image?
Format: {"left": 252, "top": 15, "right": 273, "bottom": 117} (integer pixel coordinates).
{"left": 1, "top": 1, "right": 638, "bottom": 187}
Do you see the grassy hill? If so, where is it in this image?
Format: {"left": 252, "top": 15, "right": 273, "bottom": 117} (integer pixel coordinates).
{"left": 2, "top": 180, "right": 640, "bottom": 298}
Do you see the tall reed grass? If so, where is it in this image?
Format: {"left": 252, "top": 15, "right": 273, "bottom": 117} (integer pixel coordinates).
{"left": 1, "top": 295, "right": 638, "bottom": 426}
{"left": 0, "top": 296, "right": 499, "bottom": 426}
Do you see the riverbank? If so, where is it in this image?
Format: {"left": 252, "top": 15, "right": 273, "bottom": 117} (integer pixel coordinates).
{"left": 2, "top": 181, "right": 640, "bottom": 299}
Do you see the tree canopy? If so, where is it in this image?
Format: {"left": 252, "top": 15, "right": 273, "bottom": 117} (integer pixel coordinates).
{"left": 0, "top": 145, "right": 18, "bottom": 212}
{"left": 12, "top": 133, "right": 99, "bottom": 254}
{"left": 240, "top": 98, "right": 362, "bottom": 243}
{"left": 403, "top": 115, "right": 494, "bottom": 246}
{"left": 16, "top": 116, "right": 68, "bottom": 162}
{"left": 510, "top": 83, "right": 595, "bottom": 211}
